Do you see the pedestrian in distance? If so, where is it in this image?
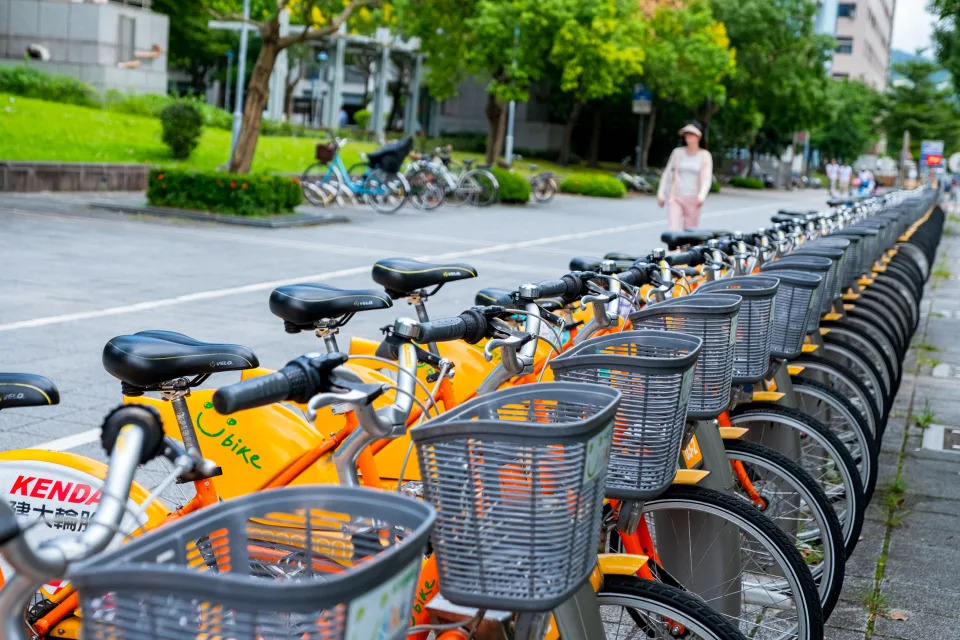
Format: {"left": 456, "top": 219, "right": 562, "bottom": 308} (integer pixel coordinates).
{"left": 658, "top": 121, "right": 714, "bottom": 231}
{"left": 838, "top": 161, "right": 853, "bottom": 196}
{"left": 338, "top": 108, "right": 348, "bottom": 128}
{"left": 826, "top": 158, "right": 840, "bottom": 195}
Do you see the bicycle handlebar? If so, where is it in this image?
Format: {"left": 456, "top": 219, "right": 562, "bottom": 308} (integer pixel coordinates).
{"left": 663, "top": 248, "right": 706, "bottom": 267}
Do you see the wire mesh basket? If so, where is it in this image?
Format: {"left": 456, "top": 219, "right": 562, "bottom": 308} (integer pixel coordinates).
{"left": 761, "top": 255, "right": 832, "bottom": 334}
{"left": 810, "top": 237, "right": 853, "bottom": 291}
{"left": 695, "top": 276, "right": 779, "bottom": 383}
{"left": 549, "top": 330, "right": 701, "bottom": 500}
{"left": 315, "top": 143, "right": 337, "bottom": 163}
{"left": 629, "top": 294, "right": 741, "bottom": 420}
{"left": 71, "top": 487, "right": 434, "bottom": 640}
{"left": 842, "top": 226, "right": 881, "bottom": 274}
{"left": 828, "top": 233, "right": 866, "bottom": 288}
{"left": 791, "top": 245, "right": 845, "bottom": 312}
{"left": 764, "top": 270, "right": 822, "bottom": 359}
{"left": 410, "top": 382, "right": 620, "bottom": 612}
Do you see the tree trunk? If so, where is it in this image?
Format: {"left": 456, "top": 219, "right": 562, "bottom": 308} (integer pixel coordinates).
{"left": 587, "top": 106, "right": 602, "bottom": 168}
{"left": 485, "top": 93, "right": 505, "bottom": 164}
{"left": 699, "top": 100, "right": 716, "bottom": 149}
{"left": 559, "top": 101, "right": 583, "bottom": 166}
{"left": 230, "top": 32, "right": 280, "bottom": 174}
{"left": 386, "top": 60, "right": 406, "bottom": 131}
{"left": 642, "top": 104, "right": 657, "bottom": 170}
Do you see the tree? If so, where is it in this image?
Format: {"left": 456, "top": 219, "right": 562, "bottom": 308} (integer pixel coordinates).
{"left": 548, "top": 0, "right": 646, "bottom": 165}
{"left": 153, "top": 0, "right": 235, "bottom": 95}
{"left": 638, "top": 0, "right": 734, "bottom": 166}
{"left": 710, "top": 0, "right": 833, "bottom": 158}
{"left": 208, "top": 0, "right": 388, "bottom": 173}
{"left": 396, "top": 0, "right": 571, "bottom": 163}
{"left": 882, "top": 58, "right": 960, "bottom": 158}
{"left": 810, "top": 79, "right": 882, "bottom": 163}
{"left": 932, "top": 0, "right": 960, "bottom": 95}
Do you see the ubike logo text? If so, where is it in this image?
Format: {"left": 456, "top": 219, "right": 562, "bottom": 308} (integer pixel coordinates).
{"left": 196, "top": 403, "right": 262, "bottom": 469}
{"left": 9, "top": 475, "right": 102, "bottom": 505}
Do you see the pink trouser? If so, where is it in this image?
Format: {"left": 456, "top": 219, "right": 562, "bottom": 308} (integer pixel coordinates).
{"left": 668, "top": 195, "right": 702, "bottom": 230}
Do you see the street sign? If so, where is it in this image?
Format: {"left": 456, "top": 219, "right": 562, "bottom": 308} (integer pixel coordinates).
{"left": 921, "top": 139, "right": 945, "bottom": 167}
{"left": 949, "top": 152, "right": 960, "bottom": 173}
{"left": 632, "top": 83, "right": 653, "bottom": 115}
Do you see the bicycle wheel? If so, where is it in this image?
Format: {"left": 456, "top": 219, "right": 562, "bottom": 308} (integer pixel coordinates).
{"left": 818, "top": 340, "right": 888, "bottom": 418}
{"left": 300, "top": 162, "right": 335, "bottom": 206}
{"left": 599, "top": 576, "right": 750, "bottom": 640}
{"left": 729, "top": 404, "right": 865, "bottom": 556}
{"left": 820, "top": 324, "right": 898, "bottom": 401}
{"left": 849, "top": 300, "right": 906, "bottom": 357}
{"left": 791, "top": 377, "right": 878, "bottom": 502}
{"left": 790, "top": 355, "right": 882, "bottom": 439}
{"left": 826, "top": 316, "right": 901, "bottom": 392}
{"left": 626, "top": 485, "right": 824, "bottom": 640}
{"left": 406, "top": 167, "right": 445, "bottom": 210}
{"left": 725, "top": 440, "right": 845, "bottom": 618}
{"left": 860, "top": 288, "right": 911, "bottom": 350}
{"left": 461, "top": 168, "right": 500, "bottom": 206}
{"left": 364, "top": 169, "right": 408, "bottom": 214}
{"left": 532, "top": 176, "right": 557, "bottom": 203}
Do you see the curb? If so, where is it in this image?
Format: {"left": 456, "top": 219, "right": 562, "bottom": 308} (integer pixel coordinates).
{"left": 91, "top": 202, "right": 349, "bottom": 228}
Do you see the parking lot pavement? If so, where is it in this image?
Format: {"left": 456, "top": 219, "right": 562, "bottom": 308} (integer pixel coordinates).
{"left": 0, "top": 187, "right": 827, "bottom": 456}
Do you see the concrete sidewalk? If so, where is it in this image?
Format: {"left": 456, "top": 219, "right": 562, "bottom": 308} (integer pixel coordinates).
{"left": 828, "top": 209, "right": 960, "bottom": 639}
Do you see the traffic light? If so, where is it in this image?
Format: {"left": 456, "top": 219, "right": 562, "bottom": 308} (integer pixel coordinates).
{"left": 927, "top": 154, "right": 943, "bottom": 166}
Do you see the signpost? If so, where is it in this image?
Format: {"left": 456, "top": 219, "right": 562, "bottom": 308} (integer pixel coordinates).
{"left": 632, "top": 83, "right": 652, "bottom": 172}
{"left": 921, "top": 139, "right": 945, "bottom": 167}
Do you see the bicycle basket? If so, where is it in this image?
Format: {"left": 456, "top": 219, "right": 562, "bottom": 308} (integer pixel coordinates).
{"left": 810, "top": 237, "right": 854, "bottom": 291}
{"left": 629, "top": 294, "right": 741, "bottom": 420}
{"left": 791, "top": 245, "right": 844, "bottom": 313}
{"left": 410, "top": 382, "right": 620, "bottom": 612}
{"left": 315, "top": 142, "right": 336, "bottom": 163}
{"left": 761, "top": 255, "right": 831, "bottom": 334}
{"left": 762, "top": 270, "right": 821, "bottom": 359}
{"left": 695, "top": 276, "right": 779, "bottom": 383}
{"left": 827, "top": 233, "right": 865, "bottom": 289}
{"left": 549, "top": 331, "right": 701, "bottom": 500}
{"left": 71, "top": 486, "right": 434, "bottom": 640}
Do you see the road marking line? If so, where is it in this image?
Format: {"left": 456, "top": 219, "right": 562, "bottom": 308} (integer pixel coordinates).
{"left": 0, "top": 201, "right": 786, "bottom": 333}
{"left": 33, "top": 428, "right": 101, "bottom": 452}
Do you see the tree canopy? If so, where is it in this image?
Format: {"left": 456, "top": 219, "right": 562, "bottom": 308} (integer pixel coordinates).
{"left": 882, "top": 59, "right": 960, "bottom": 157}
{"left": 810, "top": 79, "right": 882, "bottom": 163}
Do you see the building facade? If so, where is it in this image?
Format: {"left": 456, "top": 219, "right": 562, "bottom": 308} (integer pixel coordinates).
{"left": 827, "top": 0, "right": 896, "bottom": 89}
{"left": 0, "top": 0, "right": 168, "bottom": 94}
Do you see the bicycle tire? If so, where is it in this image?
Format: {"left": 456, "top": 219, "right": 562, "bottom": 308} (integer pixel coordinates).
{"left": 860, "top": 289, "right": 911, "bottom": 349}
{"left": 822, "top": 329, "right": 896, "bottom": 402}
{"left": 826, "top": 316, "right": 901, "bottom": 390}
{"left": 406, "top": 166, "right": 445, "bottom": 210}
{"left": 598, "top": 576, "right": 750, "bottom": 640}
{"left": 463, "top": 169, "right": 500, "bottom": 206}
{"left": 790, "top": 355, "right": 882, "bottom": 439}
{"left": 883, "top": 258, "right": 925, "bottom": 299}
{"left": 818, "top": 340, "right": 888, "bottom": 418}
{"left": 635, "top": 485, "right": 824, "bottom": 640}
{"left": 728, "top": 404, "right": 865, "bottom": 556}
{"left": 725, "top": 440, "right": 845, "bottom": 617}
{"left": 849, "top": 300, "right": 906, "bottom": 357}
{"left": 300, "top": 162, "right": 335, "bottom": 206}
{"left": 532, "top": 176, "right": 557, "bottom": 203}
{"left": 364, "top": 169, "right": 408, "bottom": 214}
{"left": 894, "top": 242, "right": 930, "bottom": 281}
{"left": 873, "top": 274, "right": 920, "bottom": 333}
{"left": 789, "top": 378, "right": 879, "bottom": 502}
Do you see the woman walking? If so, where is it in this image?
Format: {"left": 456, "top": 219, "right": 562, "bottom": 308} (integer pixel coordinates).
{"left": 657, "top": 122, "right": 713, "bottom": 231}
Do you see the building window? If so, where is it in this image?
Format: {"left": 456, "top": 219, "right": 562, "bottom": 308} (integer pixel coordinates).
{"left": 833, "top": 72, "right": 850, "bottom": 79}
{"left": 836, "top": 36, "right": 853, "bottom": 55}
{"left": 838, "top": 2, "right": 856, "bottom": 18}
{"left": 118, "top": 16, "right": 136, "bottom": 63}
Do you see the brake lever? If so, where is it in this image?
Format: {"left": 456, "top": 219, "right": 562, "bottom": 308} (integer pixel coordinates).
{"left": 159, "top": 436, "right": 221, "bottom": 482}
{"left": 484, "top": 318, "right": 535, "bottom": 375}
{"left": 306, "top": 387, "right": 385, "bottom": 422}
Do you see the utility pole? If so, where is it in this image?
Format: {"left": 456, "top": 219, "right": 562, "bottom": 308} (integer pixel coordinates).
{"left": 229, "top": 0, "right": 250, "bottom": 163}
{"left": 504, "top": 27, "right": 519, "bottom": 166}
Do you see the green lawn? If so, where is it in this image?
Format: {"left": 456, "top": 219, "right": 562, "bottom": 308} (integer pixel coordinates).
{"left": 0, "top": 92, "right": 618, "bottom": 180}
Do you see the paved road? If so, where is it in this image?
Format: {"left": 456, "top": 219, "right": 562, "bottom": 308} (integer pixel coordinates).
{"left": 0, "top": 188, "right": 830, "bottom": 460}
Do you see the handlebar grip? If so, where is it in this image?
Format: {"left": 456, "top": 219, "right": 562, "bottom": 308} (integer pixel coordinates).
{"left": 618, "top": 265, "right": 651, "bottom": 286}
{"left": 533, "top": 279, "right": 570, "bottom": 298}
{"left": 99, "top": 404, "right": 166, "bottom": 464}
{"left": 213, "top": 371, "right": 292, "bottom": 415}
{"left": 415, "top": 316, "right": 468, "bottom": 344}
{"left": 664, "top": 249, "right": 704, "bottom": 267}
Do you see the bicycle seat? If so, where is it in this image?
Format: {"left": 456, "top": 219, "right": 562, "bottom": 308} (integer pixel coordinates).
{"left": 0, "top": 373, "right": 59, "bottom": 408}
{"left": 372, "top": 258, "right": 477, "bottom": 298}
{"left": 462, "top": 158, "right": 475, "bottom": 168}
{"left": 475, "top": 287, "right": 514, "bottom": 307}
{"left": 604, "top": 251, "right": 640, "bottom": 262}
{"left": 270, "top": 283, "right": 391, "bottom": 329}
{"left": 660, "top": 230, "right": 714, "bottom": 250}
{"left": 103, "top": 331, "right": 258, "bottom": 389}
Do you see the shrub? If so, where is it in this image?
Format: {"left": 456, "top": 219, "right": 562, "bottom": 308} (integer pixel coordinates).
{"left": 0, "top": 65, "right": 98, "bottom": 107}
{"left": 710, "top": 176, "right": 721, "bottom": 193}
{"left": 159, "top": 100, "right": 204, "bottom": 159}
{"left": 353, "top": 108, "right": 372, "bottom": 130}
{"left": 491, "top": 167, "right": 530, "bottom": 204}
{"left": 147, "top": 168, "right": 302, "bottom": 216}
{"left": 730, "top": 176, "right": 764, "bottom": 189}
{"left": 559, "top": 174, "right": 626, "bottom": 198}
{"left": 104, "top": 90, "right": 172, "bottom": 117}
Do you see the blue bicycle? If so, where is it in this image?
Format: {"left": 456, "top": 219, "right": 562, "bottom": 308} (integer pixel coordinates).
{"left": 301, "top": 137, "right": 411, "bottom": 214}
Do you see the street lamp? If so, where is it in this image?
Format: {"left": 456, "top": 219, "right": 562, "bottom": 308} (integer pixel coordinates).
{"left": 312, "top": 51, "right": 329, "bottom": 128}
{"left": 504, "top": 27, "right": 519, "bottom": 166}
{"left": 229, "top": 0, "right": 251, "bottom": 163}
{"left": 224, "top": 50, "right": 234, "bottom": 111}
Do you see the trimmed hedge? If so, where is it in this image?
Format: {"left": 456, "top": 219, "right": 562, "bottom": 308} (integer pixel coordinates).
{"left": 491, "top": 167, "right": 530, "bottom": 204}
{"left": 147, "top": 168, "right": 302, "bottom": 216}
{"left": 0, "top": 65, "right": 98, "bottom": 107}
{"left": 559, "top": 175, "right": 626, "bottom": 198}
{"left": 160, "top": 100, "right": 204, "bottom": 159}
{"left": 730, "top": 176, "right": 765, "bottom": 189}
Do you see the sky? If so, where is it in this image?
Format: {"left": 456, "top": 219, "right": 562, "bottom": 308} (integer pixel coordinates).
{"left": 892, "top": 0, "right": 939, "bottom": 54}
